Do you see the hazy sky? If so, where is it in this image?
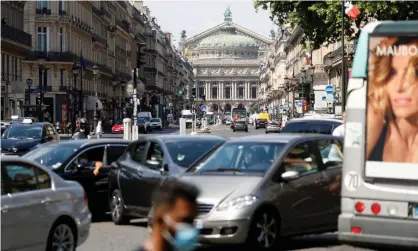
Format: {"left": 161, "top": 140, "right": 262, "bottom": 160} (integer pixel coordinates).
{"left": 143, "top": 0, "right": 276, "bottom": 47}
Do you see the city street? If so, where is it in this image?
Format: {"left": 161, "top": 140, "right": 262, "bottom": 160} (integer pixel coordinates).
{"left": 78, "top": 124, "right": 379, "bottom": 251}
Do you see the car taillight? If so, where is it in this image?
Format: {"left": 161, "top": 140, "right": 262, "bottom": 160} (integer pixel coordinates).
{"left": 371, "top": 203, "right": 381, "bottom": 215}
{"left": 355, "top": 202, "right": 365, "bottom": 213}
{"left": 84, "top": 192, "right": 88, "bottom": 205}
{"left": 351, "top": 227, "right": 362, "bottom": 234}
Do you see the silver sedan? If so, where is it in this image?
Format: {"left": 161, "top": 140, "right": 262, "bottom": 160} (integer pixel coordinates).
{"left": 265, "top": 121, "right": 281, "bottom": 133}
{"left": 1, "top": 156, "right": 91, "bottom": 251}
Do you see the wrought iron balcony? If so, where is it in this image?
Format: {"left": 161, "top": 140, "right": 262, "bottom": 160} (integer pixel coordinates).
{"left": 92, "top": 33, "right": 107, "bottom": 47}
{"left": 36, "top": 8, "right": 51, "bottom": 15}
{"left": 59, "top": 9, "right": 66, "bottom": 16}
{"left": 92, "top": 6, "right": 101, "bottom": 16}
{"left": 116, "top": 1, "right": 127, "bottom": 9}
{"left": 100, "top": 7, "right": 111, "bottom": 20}
{"left": 116, "top": 19, "right": 130, "bottom": 34}
{"left": 1, "top": 24, "right": 32, "bottom": 47}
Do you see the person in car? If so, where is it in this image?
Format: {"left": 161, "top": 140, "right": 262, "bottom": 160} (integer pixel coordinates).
{"left": 76, "top": 153, "right": 104, "bottom": 176}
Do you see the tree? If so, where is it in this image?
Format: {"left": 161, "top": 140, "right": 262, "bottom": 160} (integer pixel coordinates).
{"left": 254, "top": 1, "right": 418, "bottom": 49}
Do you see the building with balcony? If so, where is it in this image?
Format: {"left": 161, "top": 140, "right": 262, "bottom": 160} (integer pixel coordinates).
{"left": 179, "top": 7, "right": 272, "bottom": 113}
{"left": 1, "top": 1, "right": 32, "bottom": 119}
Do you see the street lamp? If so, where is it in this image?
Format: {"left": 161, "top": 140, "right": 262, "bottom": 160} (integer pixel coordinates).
{"left": 92, "top": 65, "right": 99, "bottom": 128}
{"left": 72, "top": 61, "right": 79, "bottom": 127}
{"left": 37, "top": 58, "right": 46, "bottom": 121}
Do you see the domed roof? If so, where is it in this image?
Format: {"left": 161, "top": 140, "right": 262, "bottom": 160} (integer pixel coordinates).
{"left": 198, "top": 33, "right": 258, "bottom": 48}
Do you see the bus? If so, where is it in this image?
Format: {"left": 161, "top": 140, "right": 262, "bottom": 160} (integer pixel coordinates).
{"left": 231, "top": 107, "right": 247, "bottom": 122}
{"left": 339, "top": 21, "right": 418, "bottom": 248}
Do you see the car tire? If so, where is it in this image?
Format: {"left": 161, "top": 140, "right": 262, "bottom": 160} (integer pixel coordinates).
{"left": 247, "top": 208, "right": 280, "bottom": 250}
{"left": 245, "top": 129, "right": 248, "bottom": 132}
{"left": 255, "top": 126, "right": 258, "bottom": 129}
{"left": 159, "top": 126, "right": 162, "bottom": 130}
{"left": 265, "top": 131, "right": 268, "bottom": 134}
{"left": 110, "top": 189, "right": 130, "bottom": 225}
{"left": 233, "top": 129, "right": 235, "bottom": 132}
{"left": 46, "top": 220, "right": 76, "bottom": 251}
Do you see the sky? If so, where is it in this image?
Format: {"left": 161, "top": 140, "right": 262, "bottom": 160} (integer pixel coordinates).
{"left": 142, "top": 0, "right": 276, "bottom": 47}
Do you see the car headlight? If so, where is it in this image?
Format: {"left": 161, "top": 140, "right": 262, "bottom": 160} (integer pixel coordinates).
{"left": 216, "top": 195, "right": 258, "bottom": 211}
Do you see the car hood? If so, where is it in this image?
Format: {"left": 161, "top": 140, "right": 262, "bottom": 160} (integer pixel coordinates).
{"left": 180, "top": 175, "right": 262, "bottom": 205}
{"left": 1, "top": 138, "right": 40, "bottom": 151}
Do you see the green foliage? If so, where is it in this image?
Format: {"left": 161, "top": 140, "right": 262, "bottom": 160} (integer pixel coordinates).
{"left": 254, "top": 0, "right": 418, "bottom": 49}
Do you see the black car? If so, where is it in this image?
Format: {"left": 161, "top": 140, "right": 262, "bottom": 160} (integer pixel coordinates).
{"left": 255, "top": 118, "right": 268, "bottom": 129}
{"left": 108, "top": 135, "right": 226, "bottom": 224}
{"left": 1, "top": 122, "right": 59, "bottom": 156}
{"left": 282, "top": 118, "right": 343, "bottom": 134}
{"left": 22, "top": 139, "right": 129, "bottom": 217}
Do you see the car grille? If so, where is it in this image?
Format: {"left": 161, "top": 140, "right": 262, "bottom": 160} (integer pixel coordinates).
{"left": 198, "top": 203, "right": 214, "bottom": 215}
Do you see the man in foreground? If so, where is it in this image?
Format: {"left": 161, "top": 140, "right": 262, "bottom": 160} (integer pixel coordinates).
{"left": 137, "top": 180, "right": 200, "bottom": 251}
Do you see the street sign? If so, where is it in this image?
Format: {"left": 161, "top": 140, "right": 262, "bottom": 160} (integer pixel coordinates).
{"left": 322, "top": 96, "right": 326, "bottom": 101}
{"left": 297, "top": 100, "right": 302, "bottom": 107}
{"left": 26, "top": 78, "right": 33, "bottom": 87}
{"left": 325, "top": 85, "right": 334, "bottom": 94}
{"left": 200, "top": 105, "right": 207, "bottom": 112}
{"left": 126, "top": 82, "right": 134, "bottom": 95}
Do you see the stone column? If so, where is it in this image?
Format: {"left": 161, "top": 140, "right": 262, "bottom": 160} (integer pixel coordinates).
{"left": 205, "top": 82, "right": 209, "bottom": 99}
{"left": 232, "top": 82, "right": 236, "bottom": 100}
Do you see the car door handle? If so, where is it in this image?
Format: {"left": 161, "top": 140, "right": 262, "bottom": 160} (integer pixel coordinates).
{"left": 41, "top": 198, "right": 51, "bottom": 204}
{"left": 1, "top": 205, "right": 9, "bottom": 213}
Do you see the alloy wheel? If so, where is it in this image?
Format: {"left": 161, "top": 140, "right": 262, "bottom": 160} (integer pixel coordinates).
{"left": 111, "top": 192, "right": 122, "bottom": 222}
{"left": 255, "top": 213, "right": 277, "bottom": 248}
{"left": 51, "top": 224, "right": 75, "bottom": 251}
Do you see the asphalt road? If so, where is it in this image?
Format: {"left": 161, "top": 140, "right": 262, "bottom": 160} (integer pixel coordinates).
{"left": 78, "top": 124, "right": 383, "bottom": 251}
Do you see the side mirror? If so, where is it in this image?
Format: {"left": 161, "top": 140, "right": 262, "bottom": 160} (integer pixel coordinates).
{"left": 281, "top": 170, "right": 300, "bottom": 181}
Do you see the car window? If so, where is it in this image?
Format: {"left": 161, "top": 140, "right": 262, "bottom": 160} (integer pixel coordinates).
{"left": 2, "top": 164, "right": 40, "bottom": 194}
{"left": 317, "top": 139, "right": 343, "bottom": 169}
{"left": 67, "top": 146, "right": 105, "bottom": 170}
{"left": 1, "top": 125, "right": 43, "bottom": 139}
{"left": 107, "top": 146, "right": 127, "bottom": 165}
{"left": 46, "top": 125, "right": 55, "bottom": 136}
{"left": 283, "top": 142, "right": 318, "bottom": 175}
{"left": 166, "top": 140, "right": 223, "bottom": 168}
{"left": 23, "top": 145, "right": 78, "bottom": 169}
{"left": 282, "top": 122, "right": 309, "bottom": 133}
{"left": 151, "top": 119, "right": 160, "bottom": 122}
{"left": 130, "top": 141, "right": 147, "bottom": 163}
{"left": 309, "top": 123, "right": 335, "bottom": 134}
{"left": 194, "top": 142, "right": 286, "bottom": 173}
{"left": 35, "top": 167, "right": 51, "bottom": 189}
{"left": 145, "top": 142, "right": 166, "bottom": 169}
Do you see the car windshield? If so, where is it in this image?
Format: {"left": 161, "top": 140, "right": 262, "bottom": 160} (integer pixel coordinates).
{"left": 151, "top": 119, "right": 160, "bottom": 122}
{"left": 270, "top": 121, "right": 278, "bottom": 125}
{"left": 1, "top": 125, "right": 42, "bottom": 139}
{"left": 22, "top": 145, "right": 78, "bottom": 168}
{"left": 236, "top": 121, "right": 246, "bottom": 124}
{"left": 165, "top": 140, "right": 223, "bottom": 168}
{"left": 139, "top": 117, "right": 150, "bottom": 122}
{"left": 192, "top": 142, "right": 286, "bottom": 174}
{"left": 137, "top": 119, "right": 146, "bottom": 124}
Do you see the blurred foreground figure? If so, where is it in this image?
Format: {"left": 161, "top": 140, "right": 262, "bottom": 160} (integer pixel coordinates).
{"left": 137, "top": 180, "right": 200, "bottom": 251}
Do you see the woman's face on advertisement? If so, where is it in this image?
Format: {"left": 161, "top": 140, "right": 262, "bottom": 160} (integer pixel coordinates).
{"left": 386, "top": 47, "right": 418, "bottom": 120}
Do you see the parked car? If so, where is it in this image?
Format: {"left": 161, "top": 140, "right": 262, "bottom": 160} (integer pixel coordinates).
{"left": 265, "top": 120, "right": 281, "bottom": 134}
{"left": 1, "top": 122, "right": 60, "bottom": 156}
{"left": 225, "top": 119, "right": 231, "bottom": 125}
{"left": 138, "top": 117, "right": 152, "bottom": 132}
{"left": 137, "top": 118, "right": 151, "bottom": 133}
{"left": 108, "top": 135, "right": 226, "bottom": 225}
{"left": 22, "top": 139, "right": 129, "bottom": 218}
{"left": 233, "top": 120, "right": 248, "bottom": 132}
{"left": 150, "top": 118, "right": 163, "bottom": 130}
{"left": 156, "top": 134, "right": 343, "bottom": 250}
{"left": 282, "top": 118, "right": 342, "bottom": 134}
{"left": 1, "top": 156, "right": 91, "bottom": 251}
{"left": 255, "top": 118, "right": 268, "bottom": 129}
{"left": 112, "top": 123, "right": 124, "bottom": 134}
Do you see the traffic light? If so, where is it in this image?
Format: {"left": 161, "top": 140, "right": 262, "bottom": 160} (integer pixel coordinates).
{"left": 136, "top": 43, "right": 146, "bottom": 68}
{"left": 191, "top": 88, "right": 196, "bottom": 98}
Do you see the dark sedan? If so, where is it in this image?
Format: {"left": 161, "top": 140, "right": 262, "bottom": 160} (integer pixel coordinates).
{"left": 22, "top": 139, "right": 129, "bottom": 218}
{"left": 108, "top": 135, "right": 226, "bottom": 225}
{"left": 282, "top": 118, "right": 342, "bottom": 134}
{"left": 1, "top": 122, "right": 59, "bottom": 156}
{"left": 255, "top": 118, "right": 268, "bottom": 129}
{"left": 233, "top": 120, "right": 248, "bottom": 132}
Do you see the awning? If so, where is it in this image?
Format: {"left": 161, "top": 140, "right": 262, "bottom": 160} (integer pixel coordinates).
{"left": 86, "top": 96, "right": 103, "bottom": 111}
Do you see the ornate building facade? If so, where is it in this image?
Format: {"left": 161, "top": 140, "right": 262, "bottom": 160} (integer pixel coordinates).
{"left": 179, "top": 7, "right": 272, "bottom": 113}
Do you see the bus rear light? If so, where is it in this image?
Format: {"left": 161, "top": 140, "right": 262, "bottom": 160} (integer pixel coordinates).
{"left": 351, "top": 227, "right": 362, "bottom": 234}
{"left": 355, "top": 202, "right": 365, "bottom": 213}
{"left": 371, "top": 203, "right": 381, "bottom": 215}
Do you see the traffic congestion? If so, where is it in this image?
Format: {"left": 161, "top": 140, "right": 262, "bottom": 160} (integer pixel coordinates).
{"left": 1, "top": 4, "right": 418, "bottom": 251}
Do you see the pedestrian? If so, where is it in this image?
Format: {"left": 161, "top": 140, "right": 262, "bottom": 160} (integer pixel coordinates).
{"left": 96, "top": 121, "right": 102, "bottom": 139}
{"left": 333, "top": 111, "right": 346, "bottom": 137}
{"left": 136, "top": 180, "right": 200, "bottom": 251}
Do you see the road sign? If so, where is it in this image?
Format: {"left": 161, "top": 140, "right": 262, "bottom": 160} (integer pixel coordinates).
{"left": 322, "top": 96, "right": 326, "bottom": 101}
{"left": 200, "top": 105, "right": 207, "bottom": 112}
{"left": 326, "top": 94, "right": 334, "bottom": 102}
{"left": 26, "top": 78, "right": 33, "bottom": 87}
{"left": 297, "top": 100, "right": 302, "bottom": 107}
{"left": 325, "top": 85, "right": 334, "bottom": 95}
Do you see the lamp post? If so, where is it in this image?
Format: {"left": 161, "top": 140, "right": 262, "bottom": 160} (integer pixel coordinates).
{"left": 92, "top": 65, "right": 99, "bottom": 129}
{"left": 72, "top": 61, "right": 79, "bottom": 128}
{"left": 37, "top": 58, "right": 46, "bottom": 121}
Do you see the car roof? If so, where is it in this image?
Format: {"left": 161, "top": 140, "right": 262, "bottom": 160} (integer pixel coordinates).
{"left": 138, "top": 135, "right": 225, "bottom": 143}
{"left": 227, "top": 133, "right": 341, "bottom": 144}
{"left": 41, "top": 139, "right": 130, "bottom": 148}
{"left": 7, "top": 122, "right": 49, "bottom": 127}
{"left": 287, "top": 118, "right": 342, "bottom": 123}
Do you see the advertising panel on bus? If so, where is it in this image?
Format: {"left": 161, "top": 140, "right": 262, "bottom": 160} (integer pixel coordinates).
{"left": 366, "top": 34, "right": 418, "bottom": 180}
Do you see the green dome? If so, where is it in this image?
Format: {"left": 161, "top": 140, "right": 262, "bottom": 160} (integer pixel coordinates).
{"left": 198, "top": 33, "right": 257, "bottom": 48}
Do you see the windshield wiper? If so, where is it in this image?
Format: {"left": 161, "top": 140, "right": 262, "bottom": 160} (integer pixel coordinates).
{"left": 202, "top": 168, "right": 243, "bottom": 173}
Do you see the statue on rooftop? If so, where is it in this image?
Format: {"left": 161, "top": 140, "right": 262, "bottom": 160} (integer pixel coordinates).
{"left": 224, "top": 6, "right": 232, "bottom": 21}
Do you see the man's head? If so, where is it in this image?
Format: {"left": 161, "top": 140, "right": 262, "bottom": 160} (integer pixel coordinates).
{"left": 153, "top": 180, "right": 200, "bottom": 233}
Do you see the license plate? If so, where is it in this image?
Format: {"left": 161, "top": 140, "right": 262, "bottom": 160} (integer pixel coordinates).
{"left": 194, "top": 219, "right": 203, "bottom": 229}
{"left": 415, "top": 205, "right": 418, "bottom": 217}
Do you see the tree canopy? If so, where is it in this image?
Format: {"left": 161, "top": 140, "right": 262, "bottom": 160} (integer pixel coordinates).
{"left": 254, "top": 1, "right": 418, "bottom": 49}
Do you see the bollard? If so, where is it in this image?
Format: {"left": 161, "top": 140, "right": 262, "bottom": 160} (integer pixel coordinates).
{"left": 132, "top": 124, "right": 138, "bottom": 141}
{"left": 179, "top": 118, "right": 186, "bottom": 135}
{"left": 123, "top": 118, "right": 132, "bottom": 141}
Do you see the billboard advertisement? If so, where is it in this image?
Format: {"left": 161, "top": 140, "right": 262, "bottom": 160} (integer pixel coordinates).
{"left": 366, "top": 35, "right": 418, "bottom": 180}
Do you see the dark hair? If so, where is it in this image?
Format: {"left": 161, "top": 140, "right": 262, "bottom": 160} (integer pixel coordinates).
{"left": 153, "top": 180, "right": 200, "bottom": 209}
